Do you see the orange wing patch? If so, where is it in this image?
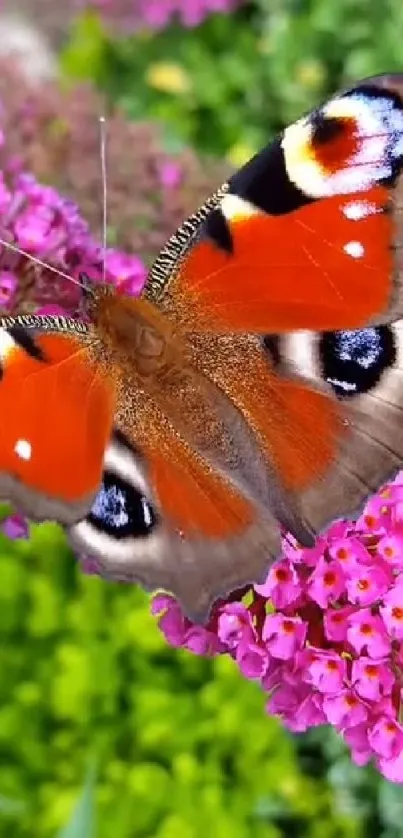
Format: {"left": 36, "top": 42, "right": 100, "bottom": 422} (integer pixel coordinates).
{"left": 141, "top": 428, "right": 254, "bottom": 538}
{"left": 0, "top": 332, "right": 116, "bottom": 502}
{"left": 171, "top": 185, "right": 391, "bottom": 334}
{"left": 198, "top": 336, "right": 346, "bottom": 494}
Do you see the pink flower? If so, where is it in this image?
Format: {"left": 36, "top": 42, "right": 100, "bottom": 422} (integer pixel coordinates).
{"left": 377, "top": 534, "right": 403, "bottom": 567}
{"left": 83, "top": 0, "right": 242, "bottom": 33}
{"left": 368, "top": 717, "right": 403, "bottom": 759}
{"left": 0, "top": 166, "right": 113, "bottom": 315}
{"left": 305, "top": 650, "right": 347, "bottom": 694}
{"left": 351, "top": 657, "right": 394, "bottom": 701}
{"left": 36, "top": 304, "right": 71, "bottom": 317}
{"left": 0, "top": 270, "right": 17, "bottom": 309}
{"left": 236, "top": 640, "right": 269, "bottom": 680}
{"left": 380, "top": 584, "right": 403, "bottom": 639}
{"left": 79, "top": 555, "right": 101, "bottom": 576}
{"left": 262, "top": 614, "right": 307, "bottom": 660}
{"left": 266, "top": 683, "right": 307, "bottom": 720}
{"left": 324, "top": 605, "right": 355, "bottom": 642}
{"left": 14, "top": 212, "right": 51, "bottom": 255}
{"left": 323, "top": 690, "right": 368, "bottom": 729}
{"left": 284, "top": 534, "right": 326, "bottom": 568}
{"left": 151, "top": 594, "right": 188, "bottom": 648}
{"left": 103, "top": 250, "right": 147, "bottom": 296}
{"left": 356, "top": 492, "right": 393, "bottom": 532}
{"left": 217, "top": 603, "right": 254, "bottom": 648}
{"left": 379, "top": 751, "right": 403, "bottom": 782}
{"left": 158, "top": 161, "right": 182, "bottom": 189}
{"left": 308, "top": 557, "right": 345, "bottom": 608}
{"left": 1, "top": 513, "right": 29, "bottom": 539}
{"left": 347, "top": 609, "right": 390, "bottom": 657}
{"left": 343, "top": 725, "right": 372, "bottom": 766}
{"left": 184, "top": 626, "right": 221, "bottom": 656}
{"left": 286, "top": 692, "right": 326, "bottom": 732}
{"left": 261, "top": 659, "right": 284, "bottom": 691}
{"left": 328, "top": 537, "right": 370, "bottom": 573}
{"left": 255, "top": 559, "right": 301, "bottom": 607}
{"left": 346, "top": 563, "right": 391, "bottom": 606}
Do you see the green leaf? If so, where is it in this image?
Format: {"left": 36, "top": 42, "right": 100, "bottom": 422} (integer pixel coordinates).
{"left": 56, "top": 765, "right": 96, "bottom": 838}
{"left": 59, "top": 10, "right": 107, "bottom": 82}
{"left": 0, "top": 794, "right": 25, "bottom": 816}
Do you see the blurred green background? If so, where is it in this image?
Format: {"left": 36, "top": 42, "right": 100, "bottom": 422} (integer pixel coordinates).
{"left": 1, "top": 0, "right": 403, "bottom": 834}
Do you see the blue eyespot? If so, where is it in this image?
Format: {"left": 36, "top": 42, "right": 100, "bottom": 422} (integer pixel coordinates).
{"left": 319, "top": 326, "right": 396, "bottom": 397}
{"left": 89, "top": 470, "right": 157, "bottom": 539}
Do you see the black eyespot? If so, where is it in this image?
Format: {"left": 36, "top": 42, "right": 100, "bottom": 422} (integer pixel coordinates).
{"left": 319, "top": 326, "right": 396, "bottom": 398}
{"left": 88, "top": 471, "right": 158, "bottom": 539}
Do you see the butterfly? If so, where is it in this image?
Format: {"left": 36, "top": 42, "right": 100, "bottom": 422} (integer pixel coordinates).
{"left": 1, "top": 72, "right": 403, "bottom": 623}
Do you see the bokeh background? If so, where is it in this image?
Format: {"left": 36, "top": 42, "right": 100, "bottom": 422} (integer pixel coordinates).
{"left": 0, "top": 0, "right": 403, "bottom": 835}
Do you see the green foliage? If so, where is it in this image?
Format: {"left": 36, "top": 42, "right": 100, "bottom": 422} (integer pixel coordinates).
{"left": 57, "top": 765, "right": 96, "bottom": 838}
{"left": 61, "top": 0, "right": 403, "bottom": 161}
{"left": 0, "top": 521, "right": 378, "bottom": 837}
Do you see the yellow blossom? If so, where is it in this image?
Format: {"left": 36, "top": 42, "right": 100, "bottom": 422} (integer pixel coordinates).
{"left": 145, "top": 62, "right": 192, "bottom": 95}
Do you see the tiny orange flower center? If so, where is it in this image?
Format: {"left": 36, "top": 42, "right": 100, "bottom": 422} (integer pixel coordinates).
{"left": 392, "top": 607, "right": 403, "bottom": 621}
{"left": 385, "top": 721, "right": 396, "bottom": 734}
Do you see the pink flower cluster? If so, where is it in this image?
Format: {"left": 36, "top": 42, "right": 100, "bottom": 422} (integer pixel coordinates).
{"left": 80, "top": 0, "right": 242, "bottom": 30}
{"left": 0, "top": 127, "right": 147, "bottom": 316}
{"left": 152, "top": 475, "right": 403, "bottom": 783}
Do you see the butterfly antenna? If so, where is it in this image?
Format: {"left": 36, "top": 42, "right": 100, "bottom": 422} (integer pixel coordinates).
{"left": 0, "top": 236, "right": 85, "bottom": 289}
{"left": 99, "top": 114, "right": 107, "bottom": 284}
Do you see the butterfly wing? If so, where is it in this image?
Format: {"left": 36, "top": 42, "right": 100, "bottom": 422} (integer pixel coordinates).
{"left": 196, "top": 326, "right": 403, "bottom": 539}
{"left": 145, "top": 74, "right": 403, "bottom": 334}
{"left": 142, "top": 73, "right": 403, "bottom": 551}
{"left": 0, "top": 318, "right": 116, "bottom": 523}
{"left": 67, "top": 428, "right": 281, "bottom": 623}
{"left": 273, "top": 320, "right": 403, "bottom": 534}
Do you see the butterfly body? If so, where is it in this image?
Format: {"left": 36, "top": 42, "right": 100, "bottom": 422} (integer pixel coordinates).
{"left": 3, "top": 74, "right": 403, "bottom": 621}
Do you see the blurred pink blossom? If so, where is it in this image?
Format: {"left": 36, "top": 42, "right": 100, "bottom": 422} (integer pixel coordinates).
{"left": 79, "top": 0, "right": 243, "bottom": 31}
